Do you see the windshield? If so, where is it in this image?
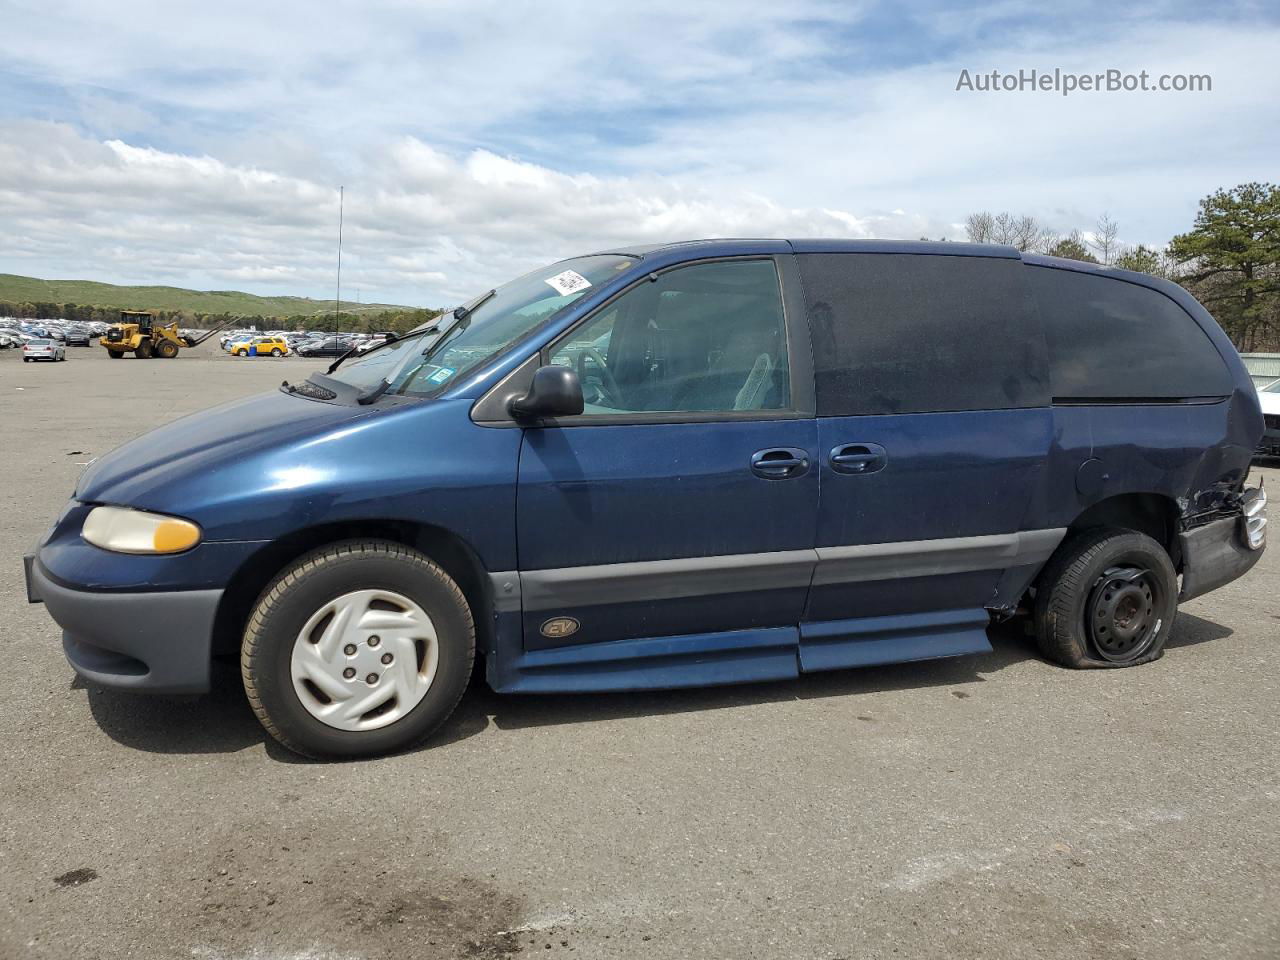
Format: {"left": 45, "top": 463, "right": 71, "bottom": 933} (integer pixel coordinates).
{"left": 323, "top": 254, "right": 636, "bottom": 395}
{"left": 1262, "top": 378, "right": 1280, "bottom": 393}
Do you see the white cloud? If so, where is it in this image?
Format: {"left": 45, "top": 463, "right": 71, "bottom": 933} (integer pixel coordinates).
{"left": 0, "top": 2, "right": 1276, "bottom": 303}
{"left": 0, "top": 122, "right": 938, "bottom": 305}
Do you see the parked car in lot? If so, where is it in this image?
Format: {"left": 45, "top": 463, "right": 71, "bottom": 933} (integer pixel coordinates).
{"left": 63, "top": 326, "right": 92, "bottom": 347}
{"left": 220, "top": 330, "right": 257, "bottom": 351}
{"left": 356, "top": 336, "right": 388, "bottom": 353}
{"left": 295, "top": 336, "right": 354, "bottom": 358}
{"left": 23, "top": 339, "right": 66, "bottom": 362}
{"left": 229, "top": 336, "right": 289, "bottom": 357}
{"left": 285, "top": 333, "right": 320, "bottom": 352}
{"left": 1257, "top": 378, "right": 1280, "bottom": 457}
{"left": 25, "top": 239, "right": 1267, "bottom": 760}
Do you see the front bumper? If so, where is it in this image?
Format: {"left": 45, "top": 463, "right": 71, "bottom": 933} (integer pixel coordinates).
{"left": 25, "top": 557, "right": 222, "bottom": 694}
{"left": 1178, "top": 500, "right": 1266, "bottom": 603}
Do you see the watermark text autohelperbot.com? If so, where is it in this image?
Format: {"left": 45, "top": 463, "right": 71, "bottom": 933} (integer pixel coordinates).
{"left": 956, "top": 68, "right": 1211, "bottom": 96}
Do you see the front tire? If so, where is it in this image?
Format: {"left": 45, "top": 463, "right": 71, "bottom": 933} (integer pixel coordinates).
{"left": 271, "top": 348, "right": 283, "bottom": 357}
{"left": 156, "top": 339, "right": 179, "bottom": 359}
{"left": 241, "top": 541, "right": 475, "bottom": 759}
{"left": 1034, "top": 528, "right": 1177, "bottom": 669}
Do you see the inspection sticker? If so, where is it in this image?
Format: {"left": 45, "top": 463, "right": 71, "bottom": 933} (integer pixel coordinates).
{"left": 545, "top": 270, "right": 592, "bottom": 296}
{"left": 427, "top": 366, "right": 455, "bottom": 384}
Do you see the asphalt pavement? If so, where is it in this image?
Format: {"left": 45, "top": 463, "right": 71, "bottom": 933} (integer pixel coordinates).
{"left": 1, "top": 342, "right": 1277, "bottom": 959}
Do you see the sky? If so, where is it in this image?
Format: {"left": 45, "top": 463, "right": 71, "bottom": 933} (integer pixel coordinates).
{"left": 0, "top": 0, "right": 1277, "bottom": 307}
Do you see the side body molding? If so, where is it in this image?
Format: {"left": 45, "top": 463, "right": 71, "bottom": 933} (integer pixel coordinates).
{"left": 812, "top": 529, "right": 1065, "bottom": 584}
{"left": 484, "top": 528, "right": 1067, "bottom": 692}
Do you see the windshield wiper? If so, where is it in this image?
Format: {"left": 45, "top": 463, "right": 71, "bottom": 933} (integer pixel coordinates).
{"left": 327, "top": 290, "right": 491, "bottom": 375}
{"left": 356, "top": 377, "right": 394, "bottom": 405}
{"left": 325, "top": 330, "right": 401, "bottom": 374}
{"left": 453, "top": 289, "right": 495, "bottom": 321}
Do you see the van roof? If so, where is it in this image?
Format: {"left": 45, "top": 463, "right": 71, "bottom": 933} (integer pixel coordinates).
{"left": 596, "top": 238, "right": 1021, "bottom": 259}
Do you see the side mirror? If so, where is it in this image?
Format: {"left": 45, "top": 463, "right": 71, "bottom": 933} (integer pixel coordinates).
{"left": 509, "top": 365, "right": 585, "bottom": 420}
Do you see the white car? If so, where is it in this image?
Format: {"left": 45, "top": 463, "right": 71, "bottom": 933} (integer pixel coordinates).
{"left": 1258, "top": 378, "right": 1280, "bottom": 457}
{"left": 23, "top": 339, "right": 66, "bottom": 362}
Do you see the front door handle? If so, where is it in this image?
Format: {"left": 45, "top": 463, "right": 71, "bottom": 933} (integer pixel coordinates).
{"left": 751, "top": 447, "right": 810, "bottom": 480}
{"left": 830, "top": 442, "right": 887, "bottom": 475}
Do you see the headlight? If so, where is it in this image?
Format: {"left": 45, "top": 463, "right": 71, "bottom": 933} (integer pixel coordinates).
{"left": 82, "top": 505, "right": 202, "bottom": 555}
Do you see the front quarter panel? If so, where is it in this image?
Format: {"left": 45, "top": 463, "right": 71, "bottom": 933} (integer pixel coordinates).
{"left": 76, "top": 398, "right": 523, "bottom": 578}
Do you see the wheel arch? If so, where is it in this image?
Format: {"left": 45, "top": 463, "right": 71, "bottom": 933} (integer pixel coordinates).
{"left": 1064, "top": 491, "right": 1183, "bottom": 569}
{"left": 211, "top": 519, "right": 494, "bottom": 659}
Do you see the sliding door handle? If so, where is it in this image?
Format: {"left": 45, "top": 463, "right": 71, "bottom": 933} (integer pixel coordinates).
{"left": 830, "top": 442, "right": 887, "bottom": 475}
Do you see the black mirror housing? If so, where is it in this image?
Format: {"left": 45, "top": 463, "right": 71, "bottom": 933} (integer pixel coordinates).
{"left": 509, "top": 365, "right": 585, "bottom": 420}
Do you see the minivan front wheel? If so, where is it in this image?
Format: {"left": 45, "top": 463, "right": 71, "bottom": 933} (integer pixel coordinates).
{"left": 1033, "top": 529, "right": 1177, "bottom": 669}
{"left": 242, "top": 541, "right": 475, "bottom": 759}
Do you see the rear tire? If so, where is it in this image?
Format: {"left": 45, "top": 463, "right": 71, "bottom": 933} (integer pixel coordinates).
{"left": 1033, "top": 528, "right": 1177, "bottom": 669}
{"left": 108, "top": 350, "right": 123, "bottom": 359}
{"left": 241, "top": 541, "right": 475, "bottom": 760}
{"left": 271, "top": 348, "right": 283, "bottom": 357}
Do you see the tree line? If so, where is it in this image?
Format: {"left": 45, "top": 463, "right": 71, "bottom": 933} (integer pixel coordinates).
{"left": 961, "top": 182, "right": 1280, "bottom": 351}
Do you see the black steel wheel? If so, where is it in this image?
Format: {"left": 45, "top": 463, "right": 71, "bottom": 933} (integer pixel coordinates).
{"left": 1034, "top": 528, "right": 1177, "bottom": 669}
{"left": 1086, "top": 565, "right": 1165, "bottom": 662}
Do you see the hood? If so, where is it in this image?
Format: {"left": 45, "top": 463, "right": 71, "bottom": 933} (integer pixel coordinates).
{"left": 77, "top": 389, "right": 373, "bottom": 506}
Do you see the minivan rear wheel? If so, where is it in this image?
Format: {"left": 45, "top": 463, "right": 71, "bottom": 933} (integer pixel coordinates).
{"left": 1033, "top": 528, "right": 1177, "bottom": 669}
{"left": 241, "top": 540, "right": 475, "bottom": 759}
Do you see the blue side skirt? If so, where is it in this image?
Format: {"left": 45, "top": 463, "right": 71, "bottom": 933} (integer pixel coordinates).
{"left": 487, "top": 609, "right": 993, "bottom": 694}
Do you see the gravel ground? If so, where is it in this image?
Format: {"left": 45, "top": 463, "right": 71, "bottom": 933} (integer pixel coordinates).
{"left": 2, "top": 343, "right": 1277, "bottom": 960}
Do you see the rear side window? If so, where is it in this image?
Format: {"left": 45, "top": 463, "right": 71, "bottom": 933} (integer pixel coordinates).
{"left": 1028, "top": 266, "right": 1231, "bottom": 399}
{"left": 799, "top": 253, "right": 1047, "bottom": 416}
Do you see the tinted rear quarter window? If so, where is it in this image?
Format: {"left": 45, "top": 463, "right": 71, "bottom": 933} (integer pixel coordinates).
{"left": 799, "top": 253, "right": 1048, "bottom": 416}
{"left": 1028, "top": 265, "right": 1231, "bottom": 399}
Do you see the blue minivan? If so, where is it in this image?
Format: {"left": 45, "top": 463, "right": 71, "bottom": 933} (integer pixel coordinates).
{"left": 25, "top": 240, "right": 1268, "bottom": 758}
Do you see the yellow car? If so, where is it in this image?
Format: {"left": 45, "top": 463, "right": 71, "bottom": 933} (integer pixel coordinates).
{"left": 230, "top": 336, "right": 289, "bottom": 357}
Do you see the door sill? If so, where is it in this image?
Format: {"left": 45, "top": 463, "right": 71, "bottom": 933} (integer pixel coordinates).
{"left": 490, "top": 626, "right": 799, "bottom": 693}
{"left": 798, "top": 609, "right": 992, "bottom": 673}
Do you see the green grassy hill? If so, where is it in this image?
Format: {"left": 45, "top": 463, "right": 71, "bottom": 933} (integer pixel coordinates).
{"left": 0, "top": 273, "right": 417, "bottom": 317}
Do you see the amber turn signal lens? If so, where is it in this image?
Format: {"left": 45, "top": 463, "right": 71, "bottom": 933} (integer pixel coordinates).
{"left": 82, "top": 505, "right": 202, "bottom": 555}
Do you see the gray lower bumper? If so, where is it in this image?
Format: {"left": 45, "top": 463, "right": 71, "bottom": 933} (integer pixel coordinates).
{"left": 1178, "top": 515, "right": 1263, "bottom": 603}
{"left": 26, "top": 559, "right": 222, "bottom": 694}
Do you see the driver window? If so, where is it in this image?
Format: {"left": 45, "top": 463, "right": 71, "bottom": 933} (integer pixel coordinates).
{"left": 548, "top": 259, "right": 790, "bottom": 415}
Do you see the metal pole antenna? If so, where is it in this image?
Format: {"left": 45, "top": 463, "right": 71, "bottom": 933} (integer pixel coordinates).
{"left": 334, "top": 185, "right": 344, "bottom": 338}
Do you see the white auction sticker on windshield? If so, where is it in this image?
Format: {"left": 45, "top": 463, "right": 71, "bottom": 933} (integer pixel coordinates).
{"left": 545, "top": 270, "right": 592, "bottom": 296}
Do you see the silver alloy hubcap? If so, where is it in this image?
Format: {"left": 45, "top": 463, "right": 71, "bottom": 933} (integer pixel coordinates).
{"left": 290, "top": 589, "right": 438, "bottom": 731}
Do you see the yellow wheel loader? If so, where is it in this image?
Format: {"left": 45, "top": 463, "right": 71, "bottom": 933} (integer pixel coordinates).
{"left": 101, "top": 311, "right": 237, "bottom": 359}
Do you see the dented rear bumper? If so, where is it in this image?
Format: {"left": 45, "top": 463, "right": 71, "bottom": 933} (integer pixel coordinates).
{"left": 1178, "top": 487, "right": 1266, "bottom": 602}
